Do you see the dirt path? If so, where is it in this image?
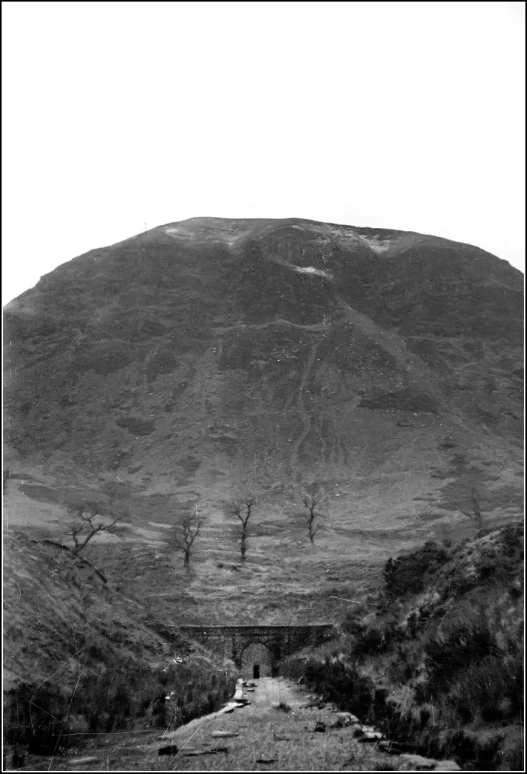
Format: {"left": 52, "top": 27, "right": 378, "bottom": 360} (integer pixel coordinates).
{"left": 141, "top": 677, "right": 400, "bottom": 771}
{"left": 214, "top": 318, "right": 329, "bottom": 334}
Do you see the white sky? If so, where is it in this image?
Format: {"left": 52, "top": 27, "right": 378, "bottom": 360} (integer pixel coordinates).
{"left": 2, "top": 1, "right": 525, "bottom": 304}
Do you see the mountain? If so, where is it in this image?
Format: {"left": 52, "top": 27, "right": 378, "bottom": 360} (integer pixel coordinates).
{"left": 3, "top": 217, "right": 524, "bottom": 626}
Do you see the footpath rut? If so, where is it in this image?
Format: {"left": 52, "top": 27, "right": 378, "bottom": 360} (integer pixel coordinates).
{"left": 291, "top": 339, "right": 320, "bottom": 473}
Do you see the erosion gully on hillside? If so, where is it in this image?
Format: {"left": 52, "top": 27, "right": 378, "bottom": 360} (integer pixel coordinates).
{"left": 28, "top": 678, "right": 461, "bottom": 772}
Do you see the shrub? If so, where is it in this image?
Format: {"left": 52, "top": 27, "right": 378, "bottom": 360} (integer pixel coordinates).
{"left": 4, "top": 684, "right": 71, "bottom": 755}
{"left": 303, "top": 659, "right": 377, "bottom": 720}
{"left": 280, "top": 655, "right": 307, "bottom": 680}
{"left": 352, "top": 619, "right": 399, "bottom": 657}
{"left": 384, "top": 542, "right": 449, "bottom": 598}
{"left": 448, "top": 652, "right": 523, "bottom": 725}
{"left": 499, "top": 523, "right": 523, "bottom": 558}
{"left": 425, "top": 606, "right": 497, "bottom": 694}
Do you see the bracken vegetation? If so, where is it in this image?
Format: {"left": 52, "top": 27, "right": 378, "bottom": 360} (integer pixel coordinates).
{"left": 4, "top": 659, "right": 236, "bottom": 757}
{"left": 282, "top": 523, "right": 524, "bottom": 771}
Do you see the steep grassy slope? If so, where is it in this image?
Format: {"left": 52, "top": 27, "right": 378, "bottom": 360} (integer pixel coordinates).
{"left": 3, "top": 525, "right": 236, "bottom": 761}
{"left": 3, "top": 217, "right": 523, "bottom": 626}
{"left": 3, "top": 528, "right": 174, "bottom": 692}
{"left": 283, "top": 523, "right": 524, "bottom": 770}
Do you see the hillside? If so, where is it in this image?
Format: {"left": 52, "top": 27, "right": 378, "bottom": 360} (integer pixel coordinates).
{"left": 283, "top": 523, "right": 524, "bottom": 770}
{"left": 3, "top": 526, "right": 237, "bottom": 763}
{"left": 3, "top": 217, "right": 523, "bottom": 630}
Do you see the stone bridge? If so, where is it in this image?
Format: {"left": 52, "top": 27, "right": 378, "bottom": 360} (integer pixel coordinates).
{"left": 180, "top": 624, "right": 335, "bottom": 678}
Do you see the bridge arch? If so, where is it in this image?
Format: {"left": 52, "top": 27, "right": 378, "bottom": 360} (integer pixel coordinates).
{"left": 179, "top": 624, "right": 335, "bottom": 676}
{"left": 241, "top": 641, "right": 272, "bottom": 679}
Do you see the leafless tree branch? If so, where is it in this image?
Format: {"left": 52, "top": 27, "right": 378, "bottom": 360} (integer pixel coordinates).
{"left": 174, "top": 509, "right": 204, "bottom": 568}
{"left": 231, "top": 497, "right": 254, "bottom": 563}
{"left": 302, "top": 494, "right": 320, "bottom": 545}
{"left": 460, "top": 489, "right": 483, "bottom": 531}
{"left": 69, "top": 509, "right": 119, "bottom": 554}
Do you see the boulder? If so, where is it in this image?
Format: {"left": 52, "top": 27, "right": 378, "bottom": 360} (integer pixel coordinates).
{"left": 332, "top": 711, "right": 359, "bottom": 727}
{"left": 158, "top": 745, "right": 179, "bottom": 756}
{"left": 211, "top": 731, "right": 239, "bottom": 738}
{"left": 378, "top": 740, "right": 404, "bottom": 754}
{"left": 398, "top": 753, "right": 437, "bottom": 770}
{"left": 357, "top": 730, "right": 383, "bottom": 743}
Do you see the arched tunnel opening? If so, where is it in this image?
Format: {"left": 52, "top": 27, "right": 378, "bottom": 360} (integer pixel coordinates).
{"left": 241, "top": 642, "right": 274, "bottom": 679}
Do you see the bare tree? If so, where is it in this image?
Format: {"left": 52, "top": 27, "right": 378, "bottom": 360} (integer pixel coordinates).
{"left": 460, "top": 489, "right": 484, "bottom": 532}
{"left": 231, "top": 497, "right": 254, "bottom": 563}
{"left": 301, "top": 494, "right": 320, "bottom": 545}
{"left": 67, "top": 499, "right": 120, "bottom": 554}
{"left": 174, "top": 507, "right": 203, "bottom": 568}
